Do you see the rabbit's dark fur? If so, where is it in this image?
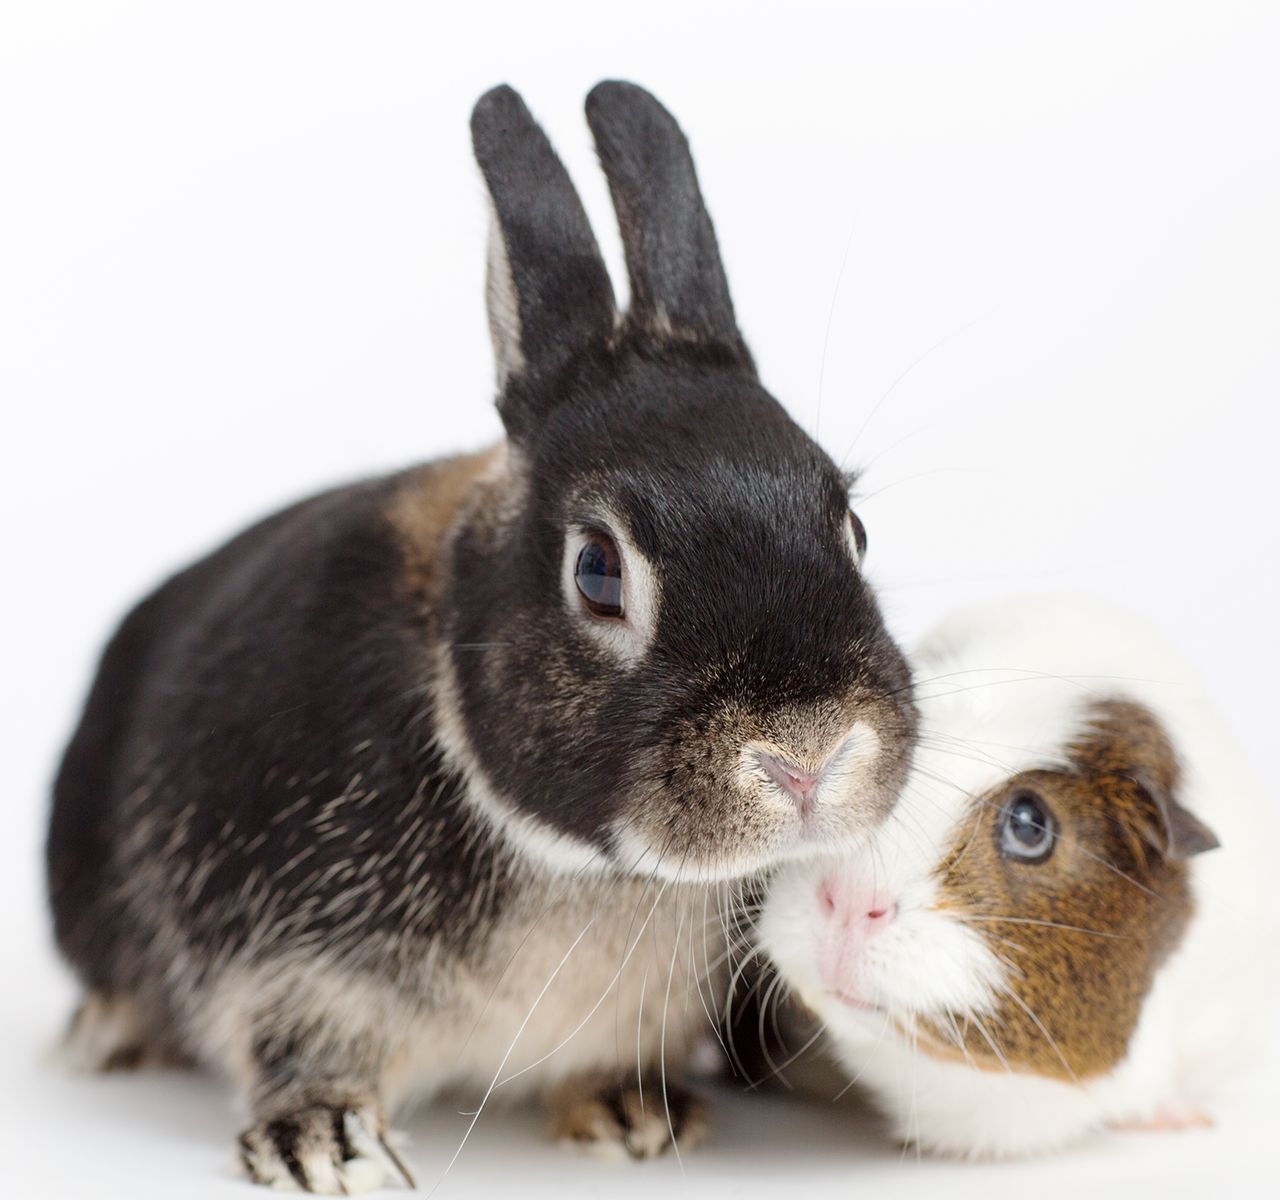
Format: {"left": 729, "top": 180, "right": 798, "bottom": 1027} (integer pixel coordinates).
{"left": 47, "top": 81, "right": 916, "bottom": 1189}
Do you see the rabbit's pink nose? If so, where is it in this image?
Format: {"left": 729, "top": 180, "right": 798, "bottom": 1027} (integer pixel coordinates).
{"left": 757, "top": 752, "right": 821, "bottom": 811}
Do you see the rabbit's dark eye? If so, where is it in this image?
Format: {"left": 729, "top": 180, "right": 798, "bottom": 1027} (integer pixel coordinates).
{"left": 997, "top": 790, "right": 1058, "bottom": 864}
{"left": 847, "top": 510, "right": 868, "bottom": 562}
{"left": 574, "top": 533, "right": 624, "bottom": 618}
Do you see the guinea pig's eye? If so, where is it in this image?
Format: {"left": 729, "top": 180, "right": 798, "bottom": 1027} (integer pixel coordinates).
{"left": 574, "top": 532, "right": 624, "bottom": 618}
{"left": 997, "top": 790, "right": 1058, "bottom": 864}
{"left": 847, "top": 510, "right": 868, "bottom": 563}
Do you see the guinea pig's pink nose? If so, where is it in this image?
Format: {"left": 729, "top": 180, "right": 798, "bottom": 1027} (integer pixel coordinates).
{"left": 818, "top": 876, "right": 898, "bottom": 931}
{"left": 815, "top": 873, "right": 898, "bottom": 995}
{"left": 757, "top": 751, "right": 821, "bottom": 811}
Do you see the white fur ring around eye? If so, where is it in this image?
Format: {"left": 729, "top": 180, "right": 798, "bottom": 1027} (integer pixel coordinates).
{"left": 560, "top": 517, "right": 659, "bottom": 664}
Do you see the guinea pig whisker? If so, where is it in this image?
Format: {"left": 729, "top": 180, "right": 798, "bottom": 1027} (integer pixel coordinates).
{"left": 614, "top": 832, "right": 676, "bottom": 1080}
{"left": 969, "top": 930, "right": 1033, "bottom": 964}
{"left": 961, "top": 1008, "right": 1014, "bottom": 1075}
{"left": 631, "top": 856, "right": 683, "bottom": 1121}
{"left": 494, "top": 874, "right": 676, "bottom": 1090}
{"left": 635, "top": 960, "right": 651, "bottom": 1130}
{"left": 882, "top": 790, "right": 945, "bottom": 863}
{"left": 701, "top": 885, "right": 732, "bottom": 1023}
{"left": 851, "top": 467, "right": 982, "bottom": 509}
{"left": 940, "top": 1010, "right": 980, "bottom": 1072}
{"left": 902, "top": 772, "right": 992, "bottom": 866}
{"left": 437, "top": 911, "right": 602, "bottom": 1191}
{"left": 915, "top": 728, "right": 1025, "bottom": 756}
{"left": 698, "top": 892, "right": 753, "bottom": 1007}
{"left": 1079, "top": 846, "right": 1162, "bottom": 900}
{"left": 680, "top": 896, "right": 696, "bottom": 1028}
{"left": 697, "top": 887, "right": 756, "bottom": 966}
{"left": 998, "top": 983, "right": 1076, "bottom": 1082}
{"left": 717, "top": 879, "right": 754, "bottom": 994}
{"left": 685, "top": 915, "right": 733, "bottom": 1069}
{"left": 957, "top": 914, "right": 1132, "bottom": 940}
{"left": 449, "top": 833, "right": 623, "bottom": 1082}
{"left": 483, "top": 823, "right": 670, "bottom": 1115}
{"left": 850, "top": 425, "right": 930, "bottom": 480}
{"left": 751, "top": 969, "right": 794, "bottom": 1092}
{"left": 888, "top": 665, "right": 1059, "bottom": 701}
{"left": 837, "top": 306, "right": 992, "bottom": 473}
{"left": 715, "top": 879, "right": 769, "bottom": 1082}
{"left": 828, "top": 1004, "right": 900, "bottom": 1103}
{"left": 659, "top": 906, "right": 688, "bottom": 1175}
{"left": 615, "top": 841, "right": 675, "bottom": 1125}
{"left": 912, "top": 735, "right": 1022, "bottom": 775}
{"left": 700, "top": 934, "right": 757, "bottom": 978}
{"left": 900, "top": 667, "right": 1172, "bottom": 708}
{"left": 903, "top": 1023, "right": 922, "bottom": 1163}
{"left": 723, "top": 944, "right": 768, "bottom": 1038}
{"left": 715, "top": 879, "right": 733, "bottom": 966}
{"left": 899, "top": 764, "right": 977, "bottom": 810}
{"left": 744, "top": 1016, "right": 825, "bottom": 1094}
{"left": 735, "top": 947, "right": 776, "bottom": 1012}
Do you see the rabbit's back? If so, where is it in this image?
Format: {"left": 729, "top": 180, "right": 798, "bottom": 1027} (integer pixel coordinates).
{"left": 47, "top": 456, "right": 504, "bottom": 1006}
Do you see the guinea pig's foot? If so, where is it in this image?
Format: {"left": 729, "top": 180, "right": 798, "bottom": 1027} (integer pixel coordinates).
{"left": 239, "top": 1105, "right": 415, "bottom": 1194}
{"left": 549, "top": 1077, "right": 709, "bottom": 1161}
{"left": 1108, "top": 1107, "right": 1213, "bottom": 1134}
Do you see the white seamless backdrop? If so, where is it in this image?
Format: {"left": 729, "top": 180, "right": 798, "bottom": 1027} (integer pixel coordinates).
{"left": 2, "top": 3, "right": 1277, "bottom": 1199}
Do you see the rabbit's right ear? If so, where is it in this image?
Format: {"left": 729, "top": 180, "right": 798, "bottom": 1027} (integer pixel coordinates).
{"left": 585, "top": 81, "right": 748, "bottom": 360}
{"left": 471, "top": 86, "right": 617, "bottom": 427}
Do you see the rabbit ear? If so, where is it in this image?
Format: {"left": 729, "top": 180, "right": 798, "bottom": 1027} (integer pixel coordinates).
{"left": 585, "top": 80, "right": 747, "bottom": 357}
{"left": 470, "top": 86, "right": 616, "bottom": 416}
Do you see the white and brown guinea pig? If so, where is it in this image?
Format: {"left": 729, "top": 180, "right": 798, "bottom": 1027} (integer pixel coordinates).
{"left": 759, "top": 593, "right": 1278, "bottom": 1158}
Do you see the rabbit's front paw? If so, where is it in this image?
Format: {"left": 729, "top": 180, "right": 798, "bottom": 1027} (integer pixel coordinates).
{"left": 238, "top": 1104, "right": 414, "bottom": 1193}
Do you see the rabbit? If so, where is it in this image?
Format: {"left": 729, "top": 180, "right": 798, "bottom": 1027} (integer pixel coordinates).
{"left": 759, "top": 593, "right": 1277, "bottom": 1158}
{"left": 46, "top": 80, "right": 917, "bottom": 1191}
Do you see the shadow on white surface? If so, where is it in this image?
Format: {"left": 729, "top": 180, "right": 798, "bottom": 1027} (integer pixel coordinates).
{"left": 7, "top": 925, "right": 1274, "bottom": 1200}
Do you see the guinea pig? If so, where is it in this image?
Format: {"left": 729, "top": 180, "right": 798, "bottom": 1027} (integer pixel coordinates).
{"left": 760, "top": 593, "right": 1276, "bottom": 1158}
{"left": 46, "top": 81, "right": 916, "bottom": 1191}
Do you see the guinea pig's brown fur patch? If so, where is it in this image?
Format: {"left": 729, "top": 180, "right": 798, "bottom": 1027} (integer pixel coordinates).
{"left": 926, "top": 699, "right": 1217, "bottom": 1081}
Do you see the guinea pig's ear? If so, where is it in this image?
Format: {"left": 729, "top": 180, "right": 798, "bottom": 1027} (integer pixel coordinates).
{"left": 1129, "top": 771, "right": 1221, "bottom": 861}
{"left": 470, "top": 86, "right": 617, "bottom": 426}
{"left": 585, "top": 80, "right": 751, "bottom": 363}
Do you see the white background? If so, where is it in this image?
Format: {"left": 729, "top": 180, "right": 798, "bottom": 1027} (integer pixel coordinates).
{"left": 2, "top": 2, "right": 1277, "bottom": 1197}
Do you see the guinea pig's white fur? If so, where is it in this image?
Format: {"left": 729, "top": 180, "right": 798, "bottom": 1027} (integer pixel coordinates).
{"left": 759, "top": 593, "right": 1278, "bottom": 1157}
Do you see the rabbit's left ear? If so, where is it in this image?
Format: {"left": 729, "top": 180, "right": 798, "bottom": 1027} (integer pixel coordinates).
{"left": 471, "top": 86, "right": 617, "bottom": 420}
{"left": 586, "top": 81, "right": 750, "bottom": 362}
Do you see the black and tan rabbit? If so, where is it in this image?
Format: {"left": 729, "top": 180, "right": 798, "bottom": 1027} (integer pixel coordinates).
{"left": 47, "top": 80, "right": 916, "bottom": 1191}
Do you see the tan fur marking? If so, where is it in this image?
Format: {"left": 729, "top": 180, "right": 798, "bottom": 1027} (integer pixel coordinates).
{"left": 387, "top": 444, "right": 506, "bottom": 604}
